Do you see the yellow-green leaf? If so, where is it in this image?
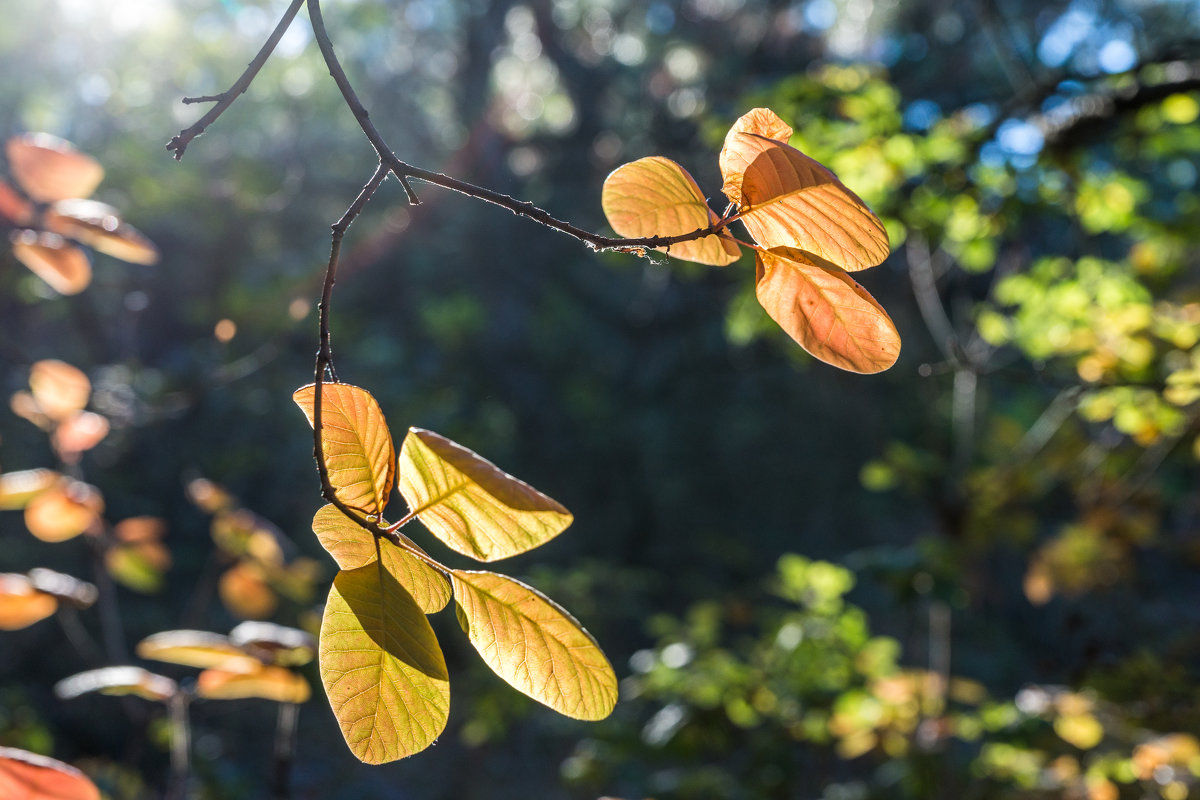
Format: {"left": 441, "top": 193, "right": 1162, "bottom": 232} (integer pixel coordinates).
{"left": 755, "top": 248, "right": 900, "bottom": 374}
{"left": 311, "top": 504, "right": 451, "bottom": 613}
{"left": 601, "top": 156, "right": 740, "bottom": 266}
{"left": 0, "top": 469, "right": 60, "bottom": 510}
{"left": 397, "top": 429, "right": 573, "bottom": 562}
{"left": 450, "top": 570, "right": 617, "bottom": 721}
{"left": 293, "top": 383, "right": 395, "bottom": 516}
{"left": 720, "top": 123, "right": 889, "bottom": 271}
{"left": 320, "top": 565, "right": 450, "bottom": 764}
{"left": 718, "top": 107, "right": 794, "bottom": 204}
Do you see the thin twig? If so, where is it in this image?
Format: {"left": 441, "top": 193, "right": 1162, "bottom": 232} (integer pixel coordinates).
{"left": 166, "top": 0, "right": 306, "bottom": 159}
{"left": 271, "top": 702, "right": 299, "bottom": 800}
{"left": 304, "top": 0, "right": 736, "bottom": 254}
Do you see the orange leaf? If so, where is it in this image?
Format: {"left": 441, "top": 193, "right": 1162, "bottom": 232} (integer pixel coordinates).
{"left": 293, "top": 383, "right": 395, "bottom": 516}
{"left": 6, "top": 133, "right": 104, "bottom": 203}
{"left": 0, "top": 574, "right": 57, "bottom": 630}
{"left": 136, "top": 630, "right": 261, "bottom": 672}
{"left": 23, "top": 480, "right": 103, "bottom": 543}
{"left": 43, "top": 199, "right": 159, "bottom": 266}
{"left": 0, "top": 747, "right": 101, "bottom": 800}
{"left": 755, "top": 248, "right": 900, "bottom": 374}
{"left": 197, "top": 663, "right": 310, "bottom": 704}
{"left": 28, "top": 360, "right": 90, "bottom": 422}
{"left": 10, "top": 232, "right": 91, "bottom": 295}
{"left": 719, "top": 110, "right": 888, "bottom": 271}
{"left": 52, "top": 411, "right": 109, "bottom": 462}
{"left": 601, "top": 156, "right": 740, "bottom": 266}
{"left": 718, "top": 107, "right": 794, "bottom": 203}
{"left": 219, "top": 561, "right": 278, "bottom": 620}
{"left": 0, "top": 179, "right": 33, "bottom": 226}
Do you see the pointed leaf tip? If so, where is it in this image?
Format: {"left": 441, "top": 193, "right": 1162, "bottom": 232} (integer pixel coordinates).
{"left": 293, "top": 383, "right": 395, "bottom": 516}
{"left": 755, "top": 248, "right": 900, "bottom": 374}
{"left": 452, "top": 570, "right": 617, "bottom": 721}
{"left": 398, "top": 428, "right": 573, "bottom": 562}
{"left": 601, "top": 156, "right": 739, "bottom": 266}
{"left": 320, "top": 565, "right": 449, "bottom": 763}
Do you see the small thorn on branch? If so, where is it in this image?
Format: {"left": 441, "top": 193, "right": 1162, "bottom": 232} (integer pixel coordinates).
{"left": 181, "top": 94, "right": 228, "bottom": 105}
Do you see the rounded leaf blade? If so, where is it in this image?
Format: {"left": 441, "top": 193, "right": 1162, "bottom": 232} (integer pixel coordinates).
{"left": 10, "top": 233, "right": 91, "bottom": 295}
{"left": 601, "top": 156, "right": 739, "bottom": 266}
{"left": 294, "top": 383, "right": 395, "bottom": 516}
{"left": 755, "top": 248, "right": 901, "bottom": 373}
{"left": 398, "top": 428, "right": 573, "bottom": 562}
{"left": 54, "top": 666, "right": 177, "bottom": 702}
{"left": 43, "top": 199, "right": 159, "bottom": 265}
{"left": 320, "top": 564, "right": 450, "bottom": 764}
{"left": 451, "top": 570, "right": 617, "bottom": 721}
{"left": 722, "top": 132, "right": 889, "bottom": 271}
{"left": 197, "top": 664, "right": 310, "bottom": 704}
{"left": 719, "top": 107, "right": 794, "bottom": 204}
{"left": 6, "top": 133, "right": 104, "bottom": 203}
{"left": 312, "top": 504, "right": 451, "bottom": 613}
{"left": 0, "top": 747, "right": 101, "bottom": 800}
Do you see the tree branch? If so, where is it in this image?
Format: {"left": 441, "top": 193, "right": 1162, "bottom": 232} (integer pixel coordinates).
{"left": 166, "top": 0, "right": 306, "bottom": 159}
{"left": 304, "top": 0, "right": 737, "bottom": 255}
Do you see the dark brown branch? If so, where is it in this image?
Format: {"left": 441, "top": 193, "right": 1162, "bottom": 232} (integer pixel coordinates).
{"left": 166, "top": 0, "right": 306, "bottom": 160}
{"left": 305, "top": 0, "right": 736, "bottom": 255}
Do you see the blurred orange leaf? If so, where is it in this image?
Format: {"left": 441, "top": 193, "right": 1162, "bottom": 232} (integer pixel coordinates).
{"left": 197, "top": 663, "right": 310, "bottom": 704}
{"left": 601, "top": 156, "right": 740, "bottom": 266}
{"left": 28, "top": 360, "right": 90, "bottom": 422}
{"left": 0, "top": 179, "right": 33, "bottom": 226}
{"left": 219, "top": 561, "right": 278, "bottom": 620}
{"left": 43, "top": 199, "right": 159, "bottom": 266}
{"left": 755, "top": 248, "right": 900, "bottom": 373}
{"left": 10, "top": 232, "right": 91, "bottom": 295}
{"left": 23, "top": 480, "right": 103, "bottom": 543}
{"left": 0, "top": 574, "right": 58, "bottom": 630}
{"left": 52, "top": 411, "right": 109, "bottom": 462}
{"left": 294, "top": 383, "right": 395, "bottom": 516}
{"left": 0, "top": 746, "right": 101, "bottom": 800}
{"left": 398, "top": 428, "right": 573, "bottom": 562}
{"left": 6, "top": 134, "right": 104, "bottom": 203}
{"left": 136, "top": 630, "right": 261, "bottom": 672}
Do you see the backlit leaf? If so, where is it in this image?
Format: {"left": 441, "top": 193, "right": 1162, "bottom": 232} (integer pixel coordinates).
{"left": 755, "top": 248, "right": 900, "bottom": 374}
{"left": 27, "top": 569, "right": 97, "bottom": 609}
{"left": 451, "top": 570, "right": 617, "bottom": 721}
{"left": 136, "top": 630, "right": 261, "bottom": 673}
{"left": 294, "top": 383, "right": 395, "bottom": 516}
{"left": 0, "top": 179, "right": 33, "bottom": 226}
{"left": 43, "top": 199, "right": 159, "bottom": 265}
{"left": 197, "top": 664, "right": 310, "bottom": 704}
{"left": 0, "top": 746, "right": 101, "bottom": 800}
{"left": 6, "top": 133, "right": 104, "bottom": 202}
{"left": 0, "top": 574, "right": 57, "bottom": 630}
{"left": 719, "top": 107, "right": 794, "bottom": 203}
{"left": 10, "top": 232, "right": 91, "bottom": 295}
{"left": 320, "top": 564, "right": 450, "bottom": 764}
{"left": 228, "top": 621, "right": 316, "bottom": 667}
{"left": 719, "top": 117, "right": 889, "bottom": 271}
{"left": 312, "top": 504, "right": 450, "bottom": 613}
{"left": 23, "top": 480, "right": 103, "bottom": 543}
{"left": 28, "top": 360, "right": 90, "bottom": 422}
{"left": 0, "top": 469, "right": 60, "bottom": 510}
{"left": 52, "top": 411, "right": 109, "bottom": 462}
{"left": 601, "top": 156, "right": 740, "bottom": 266}
{"left": 54, "top": 666, "right": 177, "bottom": 703}
{"left": 398, "top": 428, "right": 573, "bottom": 562}
{"left": 219, "top": 561, "right": 278, "bottom": 620}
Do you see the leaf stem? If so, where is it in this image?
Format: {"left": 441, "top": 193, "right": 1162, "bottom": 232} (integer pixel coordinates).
{"left": 271, "top": 702, "right": 299, "bottom": 800}
{"left": 166, "top": 0, "right": 306, "bottom": 159}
